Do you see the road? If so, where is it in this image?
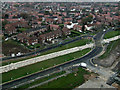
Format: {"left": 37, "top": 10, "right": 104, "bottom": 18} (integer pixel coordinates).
{"left": 1, "top": 29, "right": 112, "bottom": 89}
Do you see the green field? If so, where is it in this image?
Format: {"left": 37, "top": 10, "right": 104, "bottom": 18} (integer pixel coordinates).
{"left": 2, "top": 40, "right": 30, "bottom": 56}
{"left": 104, "top": 30, "right": 120, "bottom": 39}
{"left": 41, "top": 39, "right": 92, "bottom": 55}
{"left": 36, "top": 67, "right": 89, "bottom": 89}
{"left": 19, "top": 28, "right": 27, "bottom": 32}
{"left": 2, "top": 39, "right": 92, "bottom": 66}
{"left": 2, "top": 48, "right": 91, "bottom": 83}
{"left": 69, "top": 30, "right": 83, "bottom": 37}
{"left": 19, "top": 71, "right": 66, "bottom": 88}
{"left": 99, "top": 39, "right": 120, "bottom": 59}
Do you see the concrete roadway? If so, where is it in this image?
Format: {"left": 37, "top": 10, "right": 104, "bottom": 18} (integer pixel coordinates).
{"left": 1, "top": 30, "right": 106, "bottom": 89}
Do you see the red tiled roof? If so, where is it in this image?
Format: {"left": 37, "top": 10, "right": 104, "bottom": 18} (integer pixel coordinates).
{"left": 50, "top": 24, "right": 59, "bottom": 28}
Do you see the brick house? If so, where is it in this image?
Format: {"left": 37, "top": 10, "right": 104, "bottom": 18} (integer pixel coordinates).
{"left": 14, "top": 21, "right": 29, "bottom": 28}
{"left": 16, "top": 33, "right": 29, "bottom": 43}
{"left": 26, "top": 26, "right": 47, "bottom": 36}
{"left": 4, "top": 21, "right": 29, "bottom": 35}
{"left": 85, "top": 24, "right": 94, "bottom": 32}
{"left": 4, "top": 25, "right": 17, "bottom": 35}
{"left": 27, "top": 36, "right": 38, "bottom": 45}
{"left": 73, "top": 25, "right": 82, "bottom": 31}
{"left": 64, "top": 18, "right": 73, "bottom": 22}
{"left": 31, "top": 20, "right": 42, "bottom": 28}
{"left": 50, "top": 24, "right": 60, "bottom": 31}
{"left": 64, "top": 22, "right": 71, "bottom": 27}
{"left": 45, "top": 18, "right": 54, "bottom": 24}
{"left": 62, "top": 27, "right": 71, "bottom": 35}
{"left": 39, "top": 30, "right": 62, "bottom": 43}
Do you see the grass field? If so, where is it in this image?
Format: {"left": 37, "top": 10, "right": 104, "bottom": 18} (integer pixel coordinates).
{"left": 18, "top": 28, "right": 27, "bottom": 32}
{"left": 104, "top": 30, "right": 120, "bottom": 39}
{"left": 2, "top": 40, "right": 30, "bottom": 56}
{"left": 2, "top": 39, "right": 92, "bottom": 66}
{"left": 41, "top": 39, "right": 92, "bottom": 55}
{"left": 36, "top": 67, "right": 89, "bottom": 89}
{"left": 99, "top": 39, "right": 120, "bottom": 59}
{"left": 2, "top": 48, "right": 91, "bottom": 83}
{"left": 19, "top": 71, "right": 66, "bottom": 88}
{"left": 69, "top": 30, "right": 82, "bottom": 37}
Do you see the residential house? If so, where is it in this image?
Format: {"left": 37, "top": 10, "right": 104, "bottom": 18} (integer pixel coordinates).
{"left": 45, "top": 18, "right": 54, "bottom": 24}
{"left": 64, "top": 18, "right": 73, "bottom": 22}
{"left": 27, "top": 36, "right": 38, "bottom": 45}
{"left": 73, "top": 25, "right": 82, "bottom": 32}
{"left": 16, "top": 33, "right": 29, "bottom": 43}
{"left": 50, "top": 24, "right": 60, "bottom": 31}
{"left": 85, "top": 24, "right": 94, "bottom": 32}
{"left": 26, "top": 26, "right": 47, "bottom": 36}
{"left": 64, "top": 22, "right": 71, "bottom": 27}
{"left": 62, "top": 27, "right": 71, "bottom": 36}
{"left": 4, "top": 25, "right": 17, "bottom": 35}
{"left": 39, "top": 30, "right": 62, "bottom": 43}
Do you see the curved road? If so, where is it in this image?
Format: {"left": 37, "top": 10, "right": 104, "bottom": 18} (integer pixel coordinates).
{"left": 2, "top": 30, "right": 106, "bottom": 89}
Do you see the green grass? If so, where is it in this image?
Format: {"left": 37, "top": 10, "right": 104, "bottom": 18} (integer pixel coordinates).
{"left": 41, "top": 39, "right": 91, "bottom": 55}
{"left": 2, "top": 39, "right": 92, "bottom": 66}
{"left": 71, "top": 30, "right": 82, "bottom": 34}
{"left": 35, "top": 67, "right": 89, "bottom": 89}
{"left": 33, "top": 43, "right": 41, "bottom": 48}
{"left": 19, "top": 71, "right": 66, "bottom": 88}
{"left": 2, "top": 40, "right": 29, "bottom": 56}
{"left": 104, "top": 30, "right": 120, "bottom": 39}
{"left": 2, "top": 48, "right": 91, "bottom": 83}
{"left": 99, "top": 39, "right": 120, "bottom": 59}
{"left": 89, "top": 32, "right": 96, "bottom": 36}
{"left": 19, "top": 28, "right": 27, "bottom": 32}
{"left": 69, "top": 30, "right": 82, "bottom": 37}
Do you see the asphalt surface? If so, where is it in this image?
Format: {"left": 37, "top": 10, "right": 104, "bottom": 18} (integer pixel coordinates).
{"left": 1, "top": 30, "right": 105, "bottom": 89}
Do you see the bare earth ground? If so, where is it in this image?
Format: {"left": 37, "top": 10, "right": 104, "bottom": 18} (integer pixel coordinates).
{"left": 84, "top": 73, "right": 98, "bottom": 82}
{"left": 94, "top": 44, "right": 120, "bottom": 68}
{"left": 112, "top": 83, "right": 120, "bottom": 90}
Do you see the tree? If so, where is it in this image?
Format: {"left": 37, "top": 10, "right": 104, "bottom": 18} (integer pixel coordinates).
{"left": 82, "top": 25, "right": 85, "bottom": 31}
{"left": 82, "top": 15, "right": 93, "bottom": 25}
{"left": 2, "top": 14, "right": 9, "bottom": 19}
{"left": 19, "top": 13, "right": 29, "bottom": 19}
{"left": 2, "top": 20, "right": 9, "bottom": 29}
{"left": 118, "top": 1, "right": 120, "bottom": 11}
{"left": 44, "top": 11, "right": 50, "bottom": 15}
{"left": 14, "top": 4, "right": 19, "bottom": 7}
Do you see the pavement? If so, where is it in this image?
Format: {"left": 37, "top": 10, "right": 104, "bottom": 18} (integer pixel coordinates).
{"left": 86, "top": 65, "right": 115, "bottom": 81}
{"left": 75, "top": 77, "right": 115, "bottom": 88}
